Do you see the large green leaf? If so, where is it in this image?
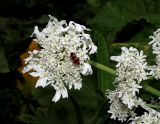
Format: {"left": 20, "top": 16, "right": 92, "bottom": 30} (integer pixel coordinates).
{"left": 31, "top": 86, "right": 54, "bottom": 105}
{"left": 90, "top": 0, "right": 160, "bottom": 72}
{"left": 70, "top": 74, "right": 99, "bottom": 124}
{"left": 93, "top": 31, "right": 114, "bottom": 94}
{"left": 35, "top": 100, "right": 78, "bottom": 124}
{"left": 19, "top": 99, "right": 78, "bottom": 124}
{"left": 30, "top": 86, "right": 80, "bottom": 124}
{"left": 92, "top": 0, "right": 160, "bottom": 31}
{"left": 19, "top": 114, "right": 35, "bottom": 124}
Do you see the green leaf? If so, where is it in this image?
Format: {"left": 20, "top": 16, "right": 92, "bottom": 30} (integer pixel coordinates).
{"left": 20, "top": 96, "right": 79, "bottom": 124}
{"left": 91, "top": 0, "right": 160, "bottom": 43}
{"left": 0, "top": 47, "right": 9, "bottom": 73}
{"left": 31, "top": 86, "right": 54, "bottom": 105}
{"left": 35, "top": 99, "right": 78, "bottom": 124}
{"left": 69, "top": 74, "right": 100, "bottom": 124}
{"left": 19, "top": 114, "right": 35, "bottom": 124}
{"left": 94, "top": 31, "right": 114, "bottom": 94}
{"left": 86, "top": 0, "right": 101, "bottom": 7}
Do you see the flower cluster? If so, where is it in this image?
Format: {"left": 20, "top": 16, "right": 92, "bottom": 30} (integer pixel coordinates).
{"left": 130, "top": 110, "right": 160, "bottom": 124}
{"left": 107, "top": 47, "right": 148, "bottom": 122}
{"left": 110, "top": 47, "right": 148, "bottom": 84}
{"left": 23, "top": 15, "right": 97, "bottom": 102}
{"left": 107, "top": 89, "right": 136, "bottom": 122}
{"left": 149, "top": 28, "right": 160, "bottom": 55}
{"left": 149, "top": 28, "right": 160, "bottom": 79}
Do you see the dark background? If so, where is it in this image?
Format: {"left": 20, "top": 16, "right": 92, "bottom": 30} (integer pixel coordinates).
{"left": 0, "top": 0, "right": 160, "bottom": 124}
{"left": 0, "top": 0, "right": 97, "bottom": 124}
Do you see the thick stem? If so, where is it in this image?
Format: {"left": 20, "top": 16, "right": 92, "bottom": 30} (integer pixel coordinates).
{"left": 88, "top": 60, "right": 116, "bottom": 75}
{"left": 146, "top": 104, "right": 160, "bottom": 109}
{"left": 143, "top": 85, "right": 160, "bottom": 97}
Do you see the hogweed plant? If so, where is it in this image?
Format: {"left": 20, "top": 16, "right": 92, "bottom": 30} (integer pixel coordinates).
{"left": 23, "top": 15, "right": 160, "bottom": 123}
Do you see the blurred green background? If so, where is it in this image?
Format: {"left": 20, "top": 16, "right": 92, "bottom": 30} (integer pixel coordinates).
{"left": 1, "top": 0, "right": 160, "bottom": 124}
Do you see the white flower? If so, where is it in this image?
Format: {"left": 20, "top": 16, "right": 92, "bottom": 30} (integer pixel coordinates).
{"left": 108, "top": 47, "right": 148, "bottom": 108}
{"left": 149, "top": 28, "right": 160, "bottom": 55}
{"left": 23, "top": 15, "right": 97, "bottom": 102}
{"left": 107, "top": 81, "right": 140, "bottom": 109}
{"left": 106, "top": 85, "right": 137, "bottom": 122}
{"left": 107, "top": 47, "right": 149, "bottom": 122}
{"left": 111, "top": 47, "right": 148, "bottom": 83}
{"left": 148, "top": 65, "right": 160, "bottom": 79}
{"left": 130, "top": 110, "right": 160, "bottom": 124}
{"left": 148, "top": 28, "right": 160, "bottom": 79}
{"left": 107, "top": 98, "right": 136, "bottom": 122}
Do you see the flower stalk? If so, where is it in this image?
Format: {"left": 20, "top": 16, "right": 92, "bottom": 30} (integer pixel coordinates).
{"left": 88, "top": 60, "right": 116, "bottom": 75}
{"left": 146, "top": 104, "right": 160, "bottom": 109}
{"left": 88, "top": 60, "right": 160, "bottom": 97}
{"left": 143, "top": 85, "right": 160, "bottom": 97}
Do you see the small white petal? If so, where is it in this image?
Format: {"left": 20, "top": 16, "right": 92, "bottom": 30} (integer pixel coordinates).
{"left": 74, "top": 23, "right": 83, "bottom": 32}
{"left": 89, "top": 45, "right": 97, "bottom": 54}
{"left": 83, "top": 34, "right": 91, "bottom": 40}
{"left": 33, "top": 50, "right": 39, "bottom": 54}
{"left": 22, "top": 65, "right": 32, "bottom": 73}
{"left": 32, "top": 26, "right": 39, "bottom": 36}
{"left": 60, "top": 26, "right": 70, "bottom": 32}
{"left": 69, "top": 83, "right": 72, "bottom": 89}
{"left": 61, "top": 87, "right": 68, "bottom": 98}
{"left": 33, "top": 65, "right": 44, "bottom": 73}
{"left": 35, "top": 77, "right": 47, "bottom": 88}
{"left": 29, "top": 72, "right": 40, "bottom": 77}
{"left": 82, "top": 63, "right": 93, "bottom": 75}
{"left": 52, "top": 90, "right": 61, "bottom": 102}
{"left": 73, "top": 82, "right": 82, "bottom": 90}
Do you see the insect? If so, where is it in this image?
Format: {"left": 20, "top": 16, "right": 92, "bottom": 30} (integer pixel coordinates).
{"left": 70, "top": 52, "right": 80, "bottom": 65}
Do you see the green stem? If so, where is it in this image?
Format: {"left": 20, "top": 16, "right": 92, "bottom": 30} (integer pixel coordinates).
{"left": 88, "top": 60, "right": 160, "bottom": 97}
{"left": 88, "top": 60, "right": 116, "bottom": 75}
{"left": 146, "top": 104, "right": 160, "bottom": 109}
{"left": 143, "top": 85, "right": 160, "bottom": 97}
